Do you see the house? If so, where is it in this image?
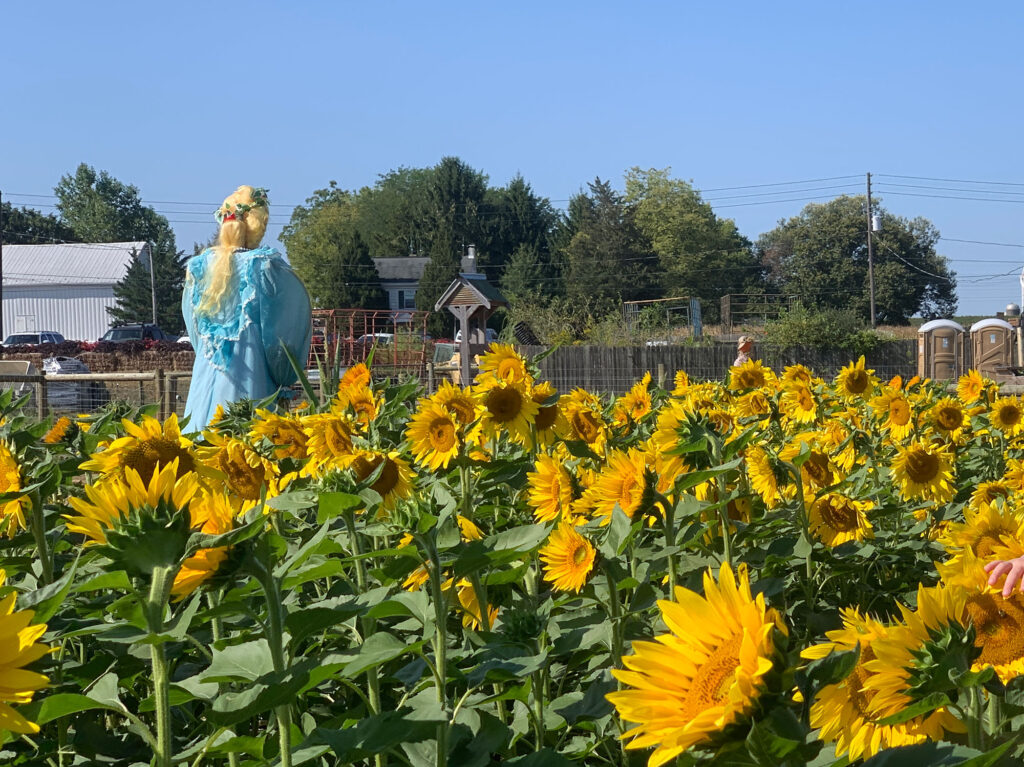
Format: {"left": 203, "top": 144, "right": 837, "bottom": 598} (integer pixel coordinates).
{"left": 372, "top": 256, "right": 430, "bottom": 315}
{"left": 1, "top": 241, "right": 148, "bottom": 342}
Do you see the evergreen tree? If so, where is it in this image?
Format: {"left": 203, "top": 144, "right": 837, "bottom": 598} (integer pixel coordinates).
{"left": 54, "top": 163, "right": 186, "bottom": 332}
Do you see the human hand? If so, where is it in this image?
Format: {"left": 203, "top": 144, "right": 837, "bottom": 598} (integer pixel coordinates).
{"left": 984, "top": 556, "right": 1024, "bottom": 597}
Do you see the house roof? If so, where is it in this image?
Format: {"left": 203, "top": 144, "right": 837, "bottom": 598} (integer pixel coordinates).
{"left": 372, "top": 257, "right": 430, "bottom": 282}
{"left": 1, "top": 242, "right": 148, "bottom": 287}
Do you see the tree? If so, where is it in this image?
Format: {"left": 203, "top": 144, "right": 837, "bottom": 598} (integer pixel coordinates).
{"left": 54, "top": 164, "right": 187, "bottom": 332}
{"left": 561, "top": 178, "right": 656, "bottom": 314}
{"left": 0, "top": 203, "right": 75, "bottom": 244}
{"left": 624, "top": 168, "right": 760, "bottom": 322}
{"left": 756, "top": 195, "right": 957, "bottom": 324}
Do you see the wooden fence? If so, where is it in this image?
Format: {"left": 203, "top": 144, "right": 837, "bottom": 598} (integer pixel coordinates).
{"left": 519, "top": 341, "right": 918, "bottom": 393}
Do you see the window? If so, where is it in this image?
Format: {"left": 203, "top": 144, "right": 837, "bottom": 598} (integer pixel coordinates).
{"left": 400, "top": 290, "right": 417, "bottom": 310}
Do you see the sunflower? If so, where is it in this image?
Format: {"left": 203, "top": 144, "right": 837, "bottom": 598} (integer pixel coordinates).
{"left": 809, "top": 493, "right": 873, "bottom": 547}
{"left": 170, "top": 490, "right": 235, "bottom": 599}
{"left": 456, "top": 515, "right": 483, "bottom": 541}
{"left": 334, "top": 382, "right": 382, "bottom": 429}
{"left": 671, "top": 370, "right": 690, "bottom": 396}
{"left": 801, "top": 607, "right": 953, "bottom": 761}
{"left": 781, "top": 364, "right": 816, "bottom": 386}
{"left": 957, "top": 369, "right": 988, "bottom": 404}
{"left": 477, "top": 343, "right": 530, "bottom": 384}
{"left": 65, "top": 461, "right": 202, "bottom": 546}
{"left": 938, "top": 501, "right": 1024, "bottom": 567}
{"left": 561, "top": 388, "right": 608, "bottom": 453}
{"left": 779, "top": 436, "right": 841, "bottom": 491}
{"left": 403, "top": 564, "right": 430, "bottom": 592}
{"left": 929, "top": 397, "right": 966, "bottom": 438}
{"left": 339, "top": 363, "right": 371, "bottom": 391}
{"left": 870, "top": 388, "right": 915, "bottom": 441}
{"left": 301, "top": 413, "right": 355, "bottom": 476}
{"left": 862, "top": 585, "right": 967, "bottom": 745}
{"left": 451, "top": 578, "right": 499, "bottom": 630}
{"left": 890, "top": 440, "right": 954, "bottom": 503}
{"left": 200, "top": 434, "right": 279, "bottom": 504}
{"left": 476, "top": 378, "right": 539, "bottom": 444}
{"left": 732, "top": 390, "right": 773, "bottom": 421}
{"left": 729, "top": 360, "right": 776, "bottom": 392}
{"left": 834, "top": 356, "right": 878, "bottom": 399}
{"left": 43, "top": 416, "right": 74, "bottom": 444}
{"left": 745, "top": 446, "right": 791, "bottom": 508}
{"left": 81, "top": 413, "right": 196, "bottom": 484}
{"left": 816, "top": 419, "right": 859, "bottom": 474}
{"left": 614, "top": 373, "right": 653, "bottom": 426}
{"left": 405, "top": 401, "right": 461, "bottom": 472}
{"left": 250, "top": 409, "right": 309, "bottom": 461}
{"left": 348, "top": 450, "right": 414, "bottom": 511}
{"left": 529, "top": 381, "right": 568, "bottom": 449}
{"left": 969, "top": 481, "right": 1012, "bottom": 511}
{"left": 527, "top": 454, "right": 574, "bottom": 523}
{"left": 0, "top": 570, "right": 51, "bottom": 735}
{"left": 990, "top": 396, "right": 1024, "bottom": 437}
{"left": 539, "top": 523, "right": 596, "bottom": 593}
{"left": 779, "top": 381, "right": 818, "bottom": 424}
{"left": 607, "top": 563, "right": 783, "bottom": 766}
{"left": 0, "top": 445, "right": 28, "bottom": 539}
{"left": 431, "top": 381, "right": 481, "bottom": 427}
{"left": 588, "top": 448, "right": 652, "bottom": 524}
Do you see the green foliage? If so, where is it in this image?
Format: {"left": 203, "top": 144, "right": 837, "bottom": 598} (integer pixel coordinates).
{"left": 762, "top": 303, "right": 880, "bottom": 355}
{"left": 0, "top": 202, "right": 75, "bottom": 244}
{"left": 54, "top": 163, "right": 186, "bottom": 333}
{"left": 756, "top": 195, "right": 957, "bottom": 324}
{"left": 625, "top": 167, "right": 760, "bottom": 322}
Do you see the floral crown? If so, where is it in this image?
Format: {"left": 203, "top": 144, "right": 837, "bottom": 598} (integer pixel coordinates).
{"left": 214, "top": 187, "right": 270, "bottom": 224}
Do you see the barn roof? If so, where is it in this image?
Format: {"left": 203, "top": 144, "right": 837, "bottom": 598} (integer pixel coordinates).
{"left": 1, "top": 242, "right": 148, "bottom": 287}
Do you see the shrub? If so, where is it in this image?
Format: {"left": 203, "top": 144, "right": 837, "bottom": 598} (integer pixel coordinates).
{"left": 763, "top": 303, "right": 880, "bottom": 356}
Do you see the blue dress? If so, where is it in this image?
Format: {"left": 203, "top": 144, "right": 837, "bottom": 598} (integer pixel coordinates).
{"left": 182, "top": 246, "right": 312, "bottom": 431}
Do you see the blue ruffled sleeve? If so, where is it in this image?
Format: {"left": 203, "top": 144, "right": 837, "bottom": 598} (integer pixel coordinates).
{"left": 257, "top": 255, "right": 312, "bottom": 388}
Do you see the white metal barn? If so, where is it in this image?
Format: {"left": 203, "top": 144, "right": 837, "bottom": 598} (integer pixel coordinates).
{"left": 1, "top": 241, "right": 148, "bottom": 342}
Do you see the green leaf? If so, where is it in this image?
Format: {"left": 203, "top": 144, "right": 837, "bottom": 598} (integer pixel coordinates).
{"left": 208, "top": 665, "right": 311, "bottom": 726}
{"left": 859, "top": 741, "right": 988, "bottom": 766}
{"left": 308, "top": 706, "right": 445, "bottom": 763}
{"left": 20, "top": 693, "right": 116, "bottom": 726}
{"left": 550, "top": 672, "right": 615, "bottom": 724}
{"left": 505, "top": 749, "right": 578, "bottom": 766}
{"left": 343, "top": 631, "right": 413, "bottom": 677}
{"left": 275, "top": 522, "right": 330, "bottom": 578}
{"left": 202, "top": 639, "right": 275, "bottom": 682}
{"left": 184, "top": 510, "right": 265, "bottom": 557}
{"left": 875, "top": 692, "right": 952, "bottom": 726}
{"left": 164, "top": 592, "right": 204, "bottom": 642}
{"left": 266, "top": 489, "right": 318, "bottom": 512}
{"left": 601, "top": 504, "right": 632, "bottom": 557}
{"left": 75, "top": 569, "right": 131, "bottom": 592}
{"left": 17, "top": 554, "right": 79, "bottom": 623}
{"left": 317, "top": 491, "right": 364, "bottom": 522}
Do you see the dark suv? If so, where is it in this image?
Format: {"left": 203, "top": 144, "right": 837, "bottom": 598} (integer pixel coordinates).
{"left": 99, "top": 324, "right": 169, "bottom": 343}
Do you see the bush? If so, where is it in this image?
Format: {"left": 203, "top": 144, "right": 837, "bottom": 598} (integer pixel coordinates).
{"left": 762, "top": 303, "right": 880, "bottom": 356}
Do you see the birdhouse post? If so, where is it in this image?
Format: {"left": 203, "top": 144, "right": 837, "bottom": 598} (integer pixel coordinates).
{"left": 434, "top": 272, "right": 508, "bottom": 386}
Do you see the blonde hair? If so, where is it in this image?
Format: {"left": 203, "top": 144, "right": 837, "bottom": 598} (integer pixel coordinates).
{"left": 197, "top": 185, "right": 270, "bottom": 315}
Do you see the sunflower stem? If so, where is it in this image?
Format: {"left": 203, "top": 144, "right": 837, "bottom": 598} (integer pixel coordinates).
{"left": 252, "top": 543, "right": 292, "bottom": 767}
{"left": 967, "top": 685, "right": 985, "bottom": 750}
{"left": 207, "top": 590, "right": 239, "bottom": 767}
{"left": 29, "top": 491, "right": 52, "bottom": 585}
{"left": 144, "top": 565, "right": 177, "bottom": 767}
{"left": 987, "top": 691, "right": 1001, "bottom": 739}
{"left": 710, "top": 438, "right": 733, "bottom": 568}
{"left": 420, "top": 534, "right": 449, "bottom": 767}
{"left": 602, "top": 563, "right": 629, "bottom": 760}
{"left": 662, "top": 496, "right": 677, "bottom": 595}
{"left": 343, "top": 511, "right": 386, "bottom": 767}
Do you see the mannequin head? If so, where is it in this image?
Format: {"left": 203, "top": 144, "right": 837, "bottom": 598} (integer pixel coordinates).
{"left": 197, "top": 186, "right": 269, "bottom": 315}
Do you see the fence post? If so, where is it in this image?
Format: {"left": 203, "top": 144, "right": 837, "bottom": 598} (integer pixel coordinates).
{"left": 37, "top": 376, "right": 48, "bottom": 420}
{"left": 156, "top": 369, "right": 167, "bottom": 421}
{"left": 656, "top": 363, "right": 665, "bottom": 389}
{"left": 427, "top": 362, "right": 435, "bottom": 394}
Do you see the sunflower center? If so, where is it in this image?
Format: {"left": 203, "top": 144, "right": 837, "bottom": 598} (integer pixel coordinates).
{"left": 534, "top": 404, "right": 558, "bottom": 431}
{"left": 325, "top": 422, "right": 353, "bottom": 456}
{"left": 973, "top": 532, "right": 1006, "bottom": 559}
{"left": 352, "top": 399, "right": 376, "bottom": 425}
{"left": 572, "top": 542, "right": 589, "bottom": 566}
{"left": 485, "top": 387, "right": 523, "bottom": 423}
{"left": 571, "top": 410, "right": 601, "bottom": 443}
{"left": 445, "top": 399, "right": 476, "bottom": 425}
{"left": 936, "top": 406, "right": 963, "bottom": 431}
{"left": 353, "top": 455, "right": 399, "bottom": 497}
{"left": 121, "top": 439, "right": 194, "bottom": 484}
{"left": 889, "top": 398, "right": 911, "bottom": 426}
{"left": 428, "top": 417, "right": 457, "bottom": 452}
{"left": 803, "top": 453, "right": 832, "bottom": 488}
{"left": 846, "top": 646, "right": 878, "bottom": 716}
{"left": 736, "top": 369, "right": 765, "bottom": 389}
{"left": 966, "top": 594, "right": 1024, "bottom": 667}
{"left": 997, "top": 404, "right": 1022, "bottom": 428}
{"left": 819, "top": 498, "right": 858, "bottom": 532}
{"left": 679, "top": 634, "right": 742, "bottom": 720}
{"left": 904, "top": 449, "right": 939, "bottom": 484}
{"left": 219, "top": 451, "right": 265, "bottom": 500}
{"left": 845, "top": 370, "right": 868, "bottom": 394}
{"left": 797, "top": 388, "right": 814, "bottom": 411}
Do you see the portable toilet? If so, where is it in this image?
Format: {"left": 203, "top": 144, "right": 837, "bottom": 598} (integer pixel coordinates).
{"left": 970, "top": 318, "right": 1015, "bottom": 376}
{"left": 917, "top": 319, "right": 965, "bottom": 380}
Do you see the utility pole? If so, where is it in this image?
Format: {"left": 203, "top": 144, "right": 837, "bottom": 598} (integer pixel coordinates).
{"left": 148, "top": 243, "right": 157, "bottom": 325}
{"left": 866, "top": 172, "right": 876, "bottom": 328}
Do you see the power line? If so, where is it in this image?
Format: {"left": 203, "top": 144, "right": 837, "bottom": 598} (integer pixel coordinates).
{"left": 875, "top": 173, "right": 1024, "bottom": 188}
{"left": 874, "top": 189, "right": 1024, "bottom": 204}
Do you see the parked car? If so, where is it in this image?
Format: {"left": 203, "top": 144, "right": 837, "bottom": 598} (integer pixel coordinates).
{"left": 99, "top": 324, "right": 169, "bottom": 343}
{"left": 454, "top": 328, "right": 498, "bottom": 345}
{"left": 355, "top": 333, "right": 394, "bottom": 347}
{"left": 3, "top": 331, "right": 66, "bottom": 345}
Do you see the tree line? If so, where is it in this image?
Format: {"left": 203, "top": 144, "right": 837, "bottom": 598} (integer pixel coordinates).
{"left": 1, "top": 159, "right": 958, "bottom": 339}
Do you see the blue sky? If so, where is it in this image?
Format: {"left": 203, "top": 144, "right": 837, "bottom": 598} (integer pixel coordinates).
{"left": 2, "top": 1, "right": 1022, "bottom": 316}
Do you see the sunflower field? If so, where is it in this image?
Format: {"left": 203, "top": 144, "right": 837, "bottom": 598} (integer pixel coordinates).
{"left": 2, "top": 346, "right": 1024, "bottom": 766}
